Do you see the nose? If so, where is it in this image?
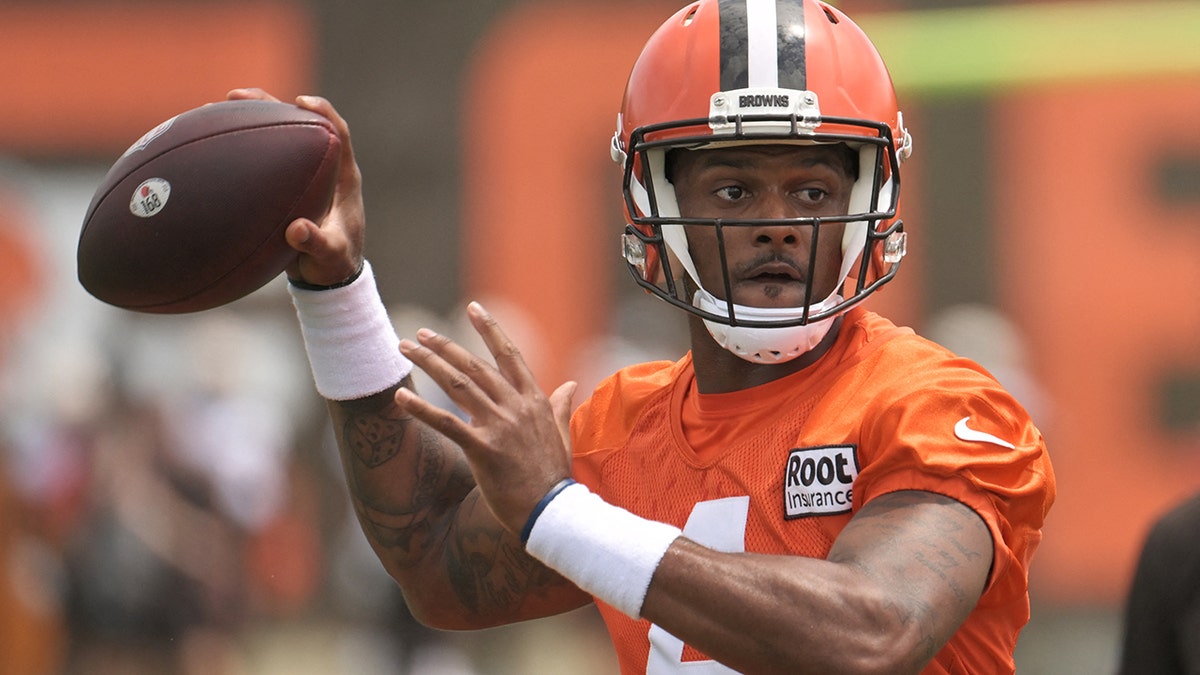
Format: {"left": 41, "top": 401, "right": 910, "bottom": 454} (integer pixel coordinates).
{"left": 748, "top": 191, "right": 808, "bottom": 248}
{"left": 753, "top": 226, "right": 804, "bottom": 247}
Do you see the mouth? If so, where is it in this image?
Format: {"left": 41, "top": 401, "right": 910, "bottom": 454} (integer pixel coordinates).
{"left": 735, "top": 259, "right": 808, "bottom": 303}
{"left": 742, "top": 259, "right": 803, "bottom": 283}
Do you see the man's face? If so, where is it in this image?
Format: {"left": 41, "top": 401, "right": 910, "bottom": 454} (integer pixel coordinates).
{"left": 670, "top": 143, "right": 857, "bottom": 310}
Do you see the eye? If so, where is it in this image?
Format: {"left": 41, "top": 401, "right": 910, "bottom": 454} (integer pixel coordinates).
{"left": 796, "top": 187, "right": 828, "bottom": 203}
{"left": 714, "top": 185, "right": 746, "bottom": 201}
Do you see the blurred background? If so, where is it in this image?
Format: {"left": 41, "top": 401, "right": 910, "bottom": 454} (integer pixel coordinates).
{"left": 1, "top": 0, "right": 1198, "bottom": 673}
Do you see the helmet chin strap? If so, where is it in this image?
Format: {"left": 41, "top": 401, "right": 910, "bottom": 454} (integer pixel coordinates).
{"left": 693, "top": 289, "right": 843, "bottom": 364}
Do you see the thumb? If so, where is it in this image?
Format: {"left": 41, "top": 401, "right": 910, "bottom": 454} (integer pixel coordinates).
{"left": 549, "top": 380, "right": 578, "bottom": 455}
{"left": 285, "top": 218, "right": 320, "bottom": 254}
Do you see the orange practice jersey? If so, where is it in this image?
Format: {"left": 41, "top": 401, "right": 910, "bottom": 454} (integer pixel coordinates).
{"left": 570, "top": 307, "right": 1056, "bottom": 674}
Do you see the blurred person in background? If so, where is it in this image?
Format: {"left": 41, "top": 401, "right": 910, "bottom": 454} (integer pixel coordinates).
{"left": 60, "top": 385, "right": 236, "bottom": 675}
{"left": 0, "top": 198, "right": 65, "bottom": 674}
{"left": 237, "top": 0, "right": 1055, "bottom": 672}
{"left": 0, "top": 446, "right": 65, "bottom": 675}
{"left": 2, "top": 307, "right": 326, "bottom": 675}
{"left": 1118, "top": 489, "right": 1200, "bottom": 675}
{"left": 53, "top": 313, "right": 323, "bottom": 675}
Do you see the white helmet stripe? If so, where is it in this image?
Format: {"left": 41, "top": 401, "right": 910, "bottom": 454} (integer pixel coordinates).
{"left": 746, "top": 0, "right": 779, "bottom": 87}
{"left": 719, "top": 0, "right": 808, "bottom": 90}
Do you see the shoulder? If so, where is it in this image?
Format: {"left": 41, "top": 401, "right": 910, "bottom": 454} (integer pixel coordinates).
{"left": 594, "top": 357, "right": 686, "bottom": 392}
{"left": 826, "top": 310, "right": 1007, "bottom": 414}
{"left": 854, "top": 329, "right": 1045, "bottom": 475}
{"left": 845, "top": 310, "right": 1023, "bottom": 403}
{"left": 838, "top": 314, "right": 1054, "bottom": 520}
{"left": 571, "top": 356, "right": 688, "bottom": 440}
{"left": 827, "top": 309, "right": 963, "bottom": 383}
{"left": 584, "top": 357, "right": 685, "bottom": 413}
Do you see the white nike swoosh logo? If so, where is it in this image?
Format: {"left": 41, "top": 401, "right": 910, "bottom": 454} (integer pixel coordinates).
{"left": 954, "top": 417, "right": 1016, "bottom": 450}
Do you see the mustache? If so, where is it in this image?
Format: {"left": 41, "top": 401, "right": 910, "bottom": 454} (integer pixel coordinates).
{"left": 732, "top": 252, "right": 806, "bottom": 279}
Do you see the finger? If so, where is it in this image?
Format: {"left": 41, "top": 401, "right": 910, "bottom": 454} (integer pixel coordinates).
{"left": 283, "top": 217, "right": 358, "bottom": 286}
{"left": 548, "top": 380, "right": 578, "bottom": 458}
{"left": 295, "top": 95, "right": 361, "bottom": 189}
{"left": 400, "top": 334, "right": 506, "bottom": 417}
{"left": 465, "top": 302, "right": 539, "bottom": 394}
{"left": 295, "top": 95, "right": 353, "bottom": 150}
{"left": 393, "top": 387, "right": 475, "bottom": 448}
{"left": 411, "top": 327, "right": 520, "bottom": 405}
{"left": 226, "top": 87, "right": 282, "bottom": 103}
{"left": 284, "top": 218, "right": 318, "bottom": 252}
{"left": 228, "top": 92, "right": 360, "bottom": 190}
{"left": 285, "top": 217, "right": 344, "bottom": 257}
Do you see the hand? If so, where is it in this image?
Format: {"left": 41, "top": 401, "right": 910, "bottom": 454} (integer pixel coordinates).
{"left": 226, "top": 88, "right": 366, "bottom": 286}
{"left": 394, "top": 302, "right": 578, "bottom": 534}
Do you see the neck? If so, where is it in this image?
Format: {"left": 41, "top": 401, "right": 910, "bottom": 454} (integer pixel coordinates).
{"left": 688, "top": 314, "right": 844, "bottom": 394}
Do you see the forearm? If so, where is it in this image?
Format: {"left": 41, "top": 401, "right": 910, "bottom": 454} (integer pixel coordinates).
{"left": 524, "top": 488, "right": 988, "bottom": 674}
{"left": 290, "top": 264, "right": 578, "bottom": 624}
{"left": 328, "top": 380, "right": 553, "bottom": 624}
{"left": 329, "top": 379, "right": 473, "bottom": 567}
{"left": 642, "top": 540, "right": 930, "bottom": 675}
{"left": 328, "top": 375, "right": 590, "bottom": 628}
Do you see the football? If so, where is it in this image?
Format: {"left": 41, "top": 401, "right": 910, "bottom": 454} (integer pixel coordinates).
{"left": 77, "top": 99, "right": 341, "bottom": 313}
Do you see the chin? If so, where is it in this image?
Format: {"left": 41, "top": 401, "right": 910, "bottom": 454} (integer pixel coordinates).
{"left": 736, "top": 284, "right": 813, "bottom": 308}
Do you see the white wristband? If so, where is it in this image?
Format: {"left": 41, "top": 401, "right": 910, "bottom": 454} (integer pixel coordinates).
{"left": 289, "top": 260, "right": 413, "bottom": 400}
{"left": 525, "top": 482, "right": 681, "bottom": 619}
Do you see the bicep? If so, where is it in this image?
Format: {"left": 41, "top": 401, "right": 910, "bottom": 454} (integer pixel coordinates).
{"left": 829, "top": 490, "right": 993, "bottom": 651}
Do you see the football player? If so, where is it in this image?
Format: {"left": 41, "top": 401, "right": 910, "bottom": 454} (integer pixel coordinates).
{"left": 240, "top": 0, "right": 1055, "bottom": 672}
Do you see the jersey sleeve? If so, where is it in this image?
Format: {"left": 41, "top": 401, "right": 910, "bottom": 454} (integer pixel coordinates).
{"left": 852, "top": 354, "right": 1056, "bottom": 601}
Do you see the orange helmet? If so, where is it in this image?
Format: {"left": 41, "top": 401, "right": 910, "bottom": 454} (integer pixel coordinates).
{"left": 612, "top": 0, "right": 912, "bottom": 362}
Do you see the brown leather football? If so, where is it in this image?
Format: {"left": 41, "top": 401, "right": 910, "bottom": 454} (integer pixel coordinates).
{"left": 77, "top": 99, "right": 341, "bottom": 313}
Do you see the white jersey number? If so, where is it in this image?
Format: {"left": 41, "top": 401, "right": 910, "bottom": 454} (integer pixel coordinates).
{"left": 646, "top": 496, "right": 750, "bottom": 674}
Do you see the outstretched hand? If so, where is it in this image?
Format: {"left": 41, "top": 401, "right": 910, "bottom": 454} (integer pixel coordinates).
{"left": 395, "top": 302, "right": 577, "bottom": 535}
{"left": 227, "top": 87, "right": 366, "bottom": 287}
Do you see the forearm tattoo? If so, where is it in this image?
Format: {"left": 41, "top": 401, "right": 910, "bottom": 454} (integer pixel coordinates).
{"left": 332, "top": 388, "right": 473, "bottom": 562}
{"left": 330, "top": 386, "right": 565, "bottom": 618}
{"left": 445, "top": 494, "right": 562, "bottom": 617}
{"left": 343, "top": 397, "right": 409, "bottom": 468}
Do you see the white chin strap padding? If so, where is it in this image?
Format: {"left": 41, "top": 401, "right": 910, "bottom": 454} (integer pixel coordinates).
{"left": 840, "top": 144, "right": 888, "bottom": 280}
{"left": 694, "top": 292, "right": 843, "bottom": 364}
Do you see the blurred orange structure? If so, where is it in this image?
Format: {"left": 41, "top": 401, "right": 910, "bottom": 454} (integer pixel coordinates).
{"left": 0, "top": 1, "right": 315, "bottom": 156}
{"left": 998, "top": 81, "right": 1200, "bottom": 603}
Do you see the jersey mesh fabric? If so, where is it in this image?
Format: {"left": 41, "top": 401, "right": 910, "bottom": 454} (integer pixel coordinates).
{"left": 569, "top": 307, "right": 1055, "bottom": 675}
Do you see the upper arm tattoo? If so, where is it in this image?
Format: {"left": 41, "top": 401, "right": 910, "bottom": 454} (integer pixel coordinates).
{"left": 828, "top": 491, "right": 993, "bottom": 657}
